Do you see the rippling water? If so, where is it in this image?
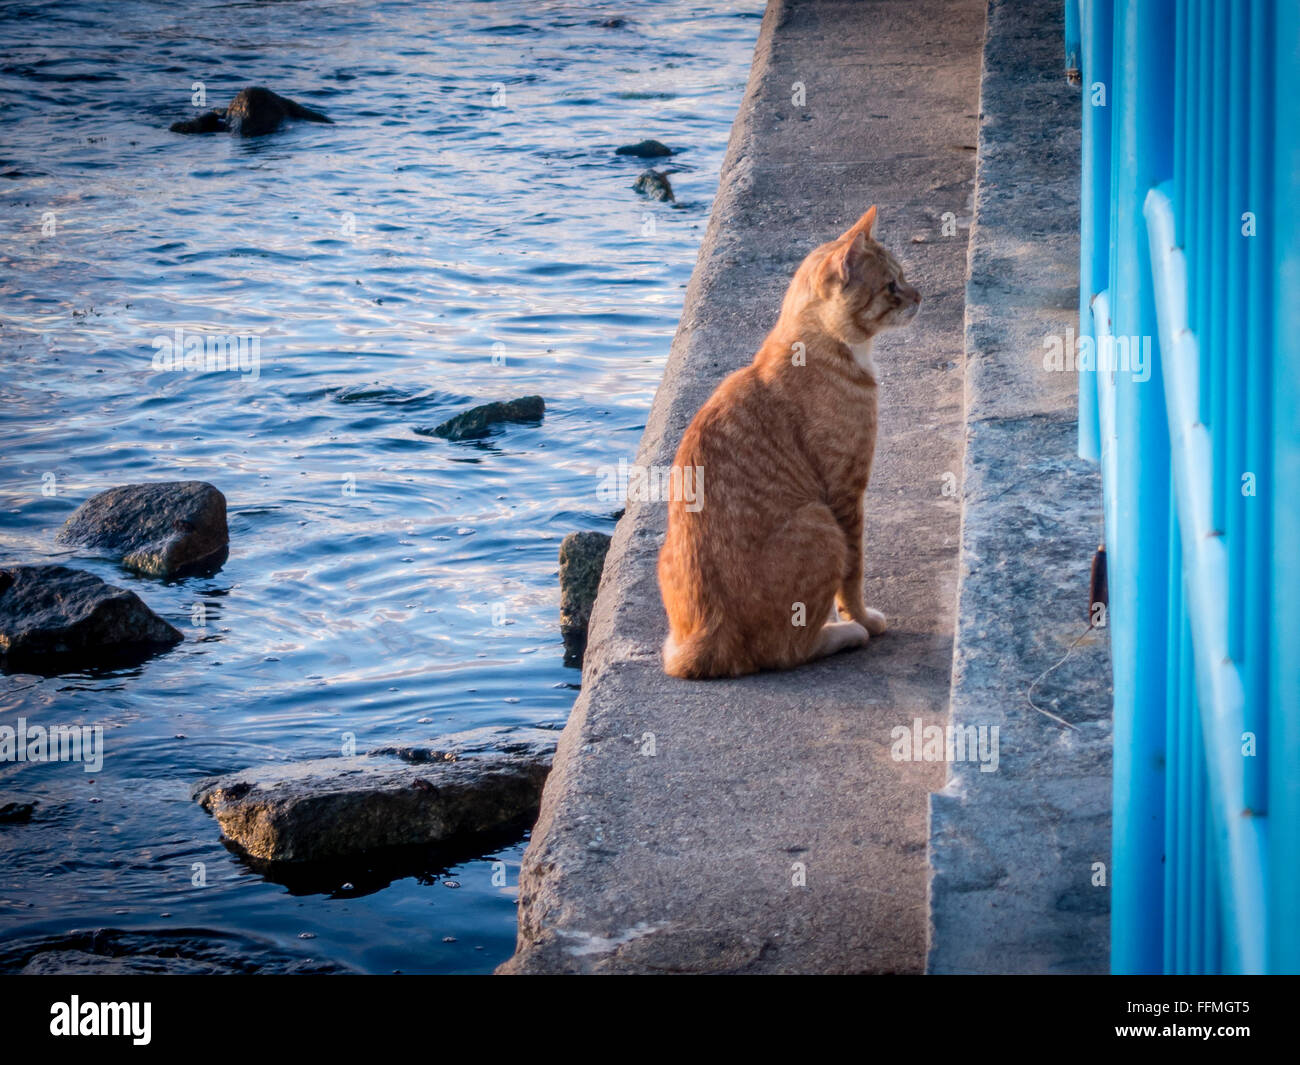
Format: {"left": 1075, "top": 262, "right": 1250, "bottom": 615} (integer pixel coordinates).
{"left": 0, "top": 0, "right": 761, "bottom": 974}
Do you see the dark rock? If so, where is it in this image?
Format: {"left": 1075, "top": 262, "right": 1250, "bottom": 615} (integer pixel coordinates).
{"left": 1, "top": 928, "right": 350, "bottom": 975}
{"left": 633, "top": 169, "right": 675, "bottom": 201}
{"left": 329, "top": 382, "right": 443, "bottom": 409}
{"left": 0, "top": 565, "right": 182, "bottom": 665}
{"left": 559, "top": 531, "right": 612, "bottom": 667}
{"left": 616, "top": 139, "right": 674, "bottom": 158}
{"left": 57, "top": 481, "right": 229, "bottom": 578}
{"left": 417, "top": 395, "right": 545, "bottom": 442}
{"left": 192, "top": 726, "right": 557, "bottom": 863}
{"left": 0, "top": 801, "right": 37, "bottom": 824}
{"left": 169, "top": 86, "right": 332, "bottom": 137}
{"left": 226, "top": 86, "right": 331, "bottom": 136}
{"left": 169, "top": 109, "right": 225, "bottom": 134}
{"left": 22, "top": 950, "right": 217, "bottom": 975}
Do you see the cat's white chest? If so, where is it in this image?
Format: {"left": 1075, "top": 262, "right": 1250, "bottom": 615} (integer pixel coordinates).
{"left": 848, "top": 341, "right": 878, "bottom": 378}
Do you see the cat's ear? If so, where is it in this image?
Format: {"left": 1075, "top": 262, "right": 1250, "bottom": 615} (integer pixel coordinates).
{"left": 829, "top": 231, "right": 869, "bottom": 284}
{"left": 838, "top": 205, "right": 878, "bottom": 243}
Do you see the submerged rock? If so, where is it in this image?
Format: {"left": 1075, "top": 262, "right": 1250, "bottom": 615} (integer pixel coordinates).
{"left": 1, "top": 928, "right": 349, "bottom": 975}
{"left": 192, "top": 725, "right": 557, "bottom": 863}
{"left": 616, "top": 139, "right": 674, "bottom": 158}
{"left": 169, "top": 109, "right": 225, "bottom": 134}
{"left": 226, "top": 86, "right": 331, "bottom": 136}
{"left": 0, "top": 565, "right": 182, "bottom": 666}
{"left": 169, "top": 86, "right": 332, "bottom": 137}
{"left": 57, "top": 481, "right": 229, "bottom": 578}
{"left": 417, "top": 395, "right": 545, "bottom": 442}
{"left": 559, "top": 531, "right": 612, "bottom": 668}
{"left": 0, "top": 801, "right": 37, "bottom": 824}
{"left": 22, "top": 950, "right": 218, "bottom": 975}
{"left": 633, "top": 169, "right": 675, "bottom": 201}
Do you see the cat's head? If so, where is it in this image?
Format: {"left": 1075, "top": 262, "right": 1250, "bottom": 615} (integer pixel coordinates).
{"left": 794, "top": 206, "right": 921, "bottom": 344}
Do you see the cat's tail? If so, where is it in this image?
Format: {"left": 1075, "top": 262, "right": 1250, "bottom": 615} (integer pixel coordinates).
{"left": 662, "top": 631, "right": 707, "bottom": 679}
{"left": 662, "top": 627, "right": 750, "bottom": 679}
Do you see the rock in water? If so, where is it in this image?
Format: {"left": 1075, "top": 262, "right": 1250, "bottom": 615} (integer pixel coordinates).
{"left": 616, "top": 139, "right": 673, "bottom": 158}
{"left": 633, "top": 169, "right": 675, "bottom": 201}
{"left": 192, "top": 726, "right": 558, "bottom": 863}
{"left": 169, "top": 109, "right": 226, "bottom": 134}
{"left": 0, "top": 801, "right": 37, "bottom": 824}
{"left": 1, "top": 928, "right": 350, "bottom": 975}
{"left": 225, "top": 86, "right": 331, "bottom": 136}
{"left": 21, "top": 951, "right": 219, "bottom": 975}
{"left": 417, "top": 395, "right": 545, "bottom": 442}
{"left": 0, "top": 565, "right": 182, "bottom": 665}
{"left": 57, "top": 481, "right": 229, "bottom": 578}
{"left": 559, "top": 531, "right": 612, "bottom": 667}
{"left": 169, "top": 86, "right": 332, "bottom": 136}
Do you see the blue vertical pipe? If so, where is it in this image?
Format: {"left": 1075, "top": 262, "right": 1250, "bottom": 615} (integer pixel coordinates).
{"left": 1108, "top": 0, "right": 1174, "bottom": 976}
{"left": 1242, "top": 0, "right": 1272, "bottom": 828}
{"left": 1180, "top": 610, "right": 1193, "bottom": 972}
{"left": 1173, "top": 0, "right": 1187, "bottom": 244}
{"left": 1205, "top": 770, "right": 1222, "bottom": 974}
{"left": 1224, "top": 6, "right": 1247, "bottom": 665}
{"left": 1194, "top": 0, "right": 1212, "bottom": 424}
{"left": 1270, "top": 0, "right": 1299, "bottom": 976}
{"left": 1164, "top": 499, "right": 1183, "bottom": 972}
{"left": 1183, "top": 0, "right": 1198, "bottom": 258}
{"left": 1190, "top": 676, "right": 1207, "bottom": 973}
{"left": 1078, "top": 0, "right": 1113, "bottom": 461}
{"left": 1209, "top": 0, "right": 1229, "bottom": 537}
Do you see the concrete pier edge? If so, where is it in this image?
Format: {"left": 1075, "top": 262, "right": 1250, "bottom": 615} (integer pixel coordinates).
{"left": 499, "top": 0, "right": 1108, "bottom": 975}
{"left": 925, "top": 0, "right": 1112, "bottom": 974}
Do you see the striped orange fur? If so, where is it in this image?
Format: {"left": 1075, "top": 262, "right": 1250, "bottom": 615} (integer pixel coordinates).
{"left": 658, "top": 206, "right": 921, "bottom": 678}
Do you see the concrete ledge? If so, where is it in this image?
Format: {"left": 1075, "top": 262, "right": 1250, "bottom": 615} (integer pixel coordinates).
{"left": 925, "top": 0, "right": 1112, "bottom": 974}
{"left": 501, "top": 0, "right": 984, "bottom": 974}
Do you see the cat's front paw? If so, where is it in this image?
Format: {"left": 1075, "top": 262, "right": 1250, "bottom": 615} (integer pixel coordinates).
{"left": 862, "top": 607, "right": 887, "bottom": 636}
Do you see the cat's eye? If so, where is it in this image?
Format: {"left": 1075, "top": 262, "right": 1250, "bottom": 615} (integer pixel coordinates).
{"left": 887, "top": 281, "right": 900, "bottom": 296}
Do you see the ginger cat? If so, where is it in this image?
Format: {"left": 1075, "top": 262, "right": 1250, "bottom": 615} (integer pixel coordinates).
{"left": 658, "top": 206, "right": 920, "bottom": 679}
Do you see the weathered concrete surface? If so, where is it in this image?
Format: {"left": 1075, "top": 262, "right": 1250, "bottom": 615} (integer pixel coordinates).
{"left": 57, "top": 481, "right": 229, "bottom": 578}
{"left": 926, "top": 0, "right": 1112, "bottom": 973}
{"left": 501, "top": 0, "right": 983, "bottom": 974}
{"left": 193, "top": 726, "right": 556, "bottom": 863}
{"left": 0, "top": 564, "right": 182, "bottom": 665}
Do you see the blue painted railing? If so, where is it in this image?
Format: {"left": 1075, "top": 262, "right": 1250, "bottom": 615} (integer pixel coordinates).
{"left": 1071, "top": 0, "right": 1299, "bottom": 974}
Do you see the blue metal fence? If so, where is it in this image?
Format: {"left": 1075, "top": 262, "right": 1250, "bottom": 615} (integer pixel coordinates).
{"left": 1071, "top": 0, "right": 1299, "bottom": 974}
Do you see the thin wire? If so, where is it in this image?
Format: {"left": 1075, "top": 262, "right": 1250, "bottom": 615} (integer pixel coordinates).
{"left": 1025, "top": 624, "right": 1097, "bottom": 731}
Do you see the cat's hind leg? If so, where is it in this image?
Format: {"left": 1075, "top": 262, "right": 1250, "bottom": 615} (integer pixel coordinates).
{"left": 747, "top": 502, "right": 868, "bottom": 670}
